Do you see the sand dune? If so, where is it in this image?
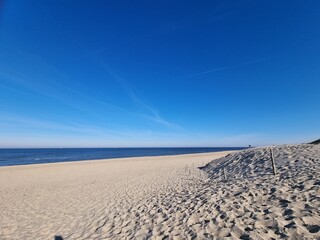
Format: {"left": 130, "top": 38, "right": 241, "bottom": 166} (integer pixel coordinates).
{"left": 200, "top": 144, "right": 320, "bottom": 239}
{"left": 0, "top": 145, "right": 319, "bottom": 239}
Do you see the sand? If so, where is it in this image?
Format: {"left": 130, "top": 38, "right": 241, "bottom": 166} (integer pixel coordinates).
{"left": 0, "top": 144, "right": 319, "bottom": 239}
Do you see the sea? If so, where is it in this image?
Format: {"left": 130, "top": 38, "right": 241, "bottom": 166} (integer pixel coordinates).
{"left": 0, "top": 147, "right": 246, "bottom": 167}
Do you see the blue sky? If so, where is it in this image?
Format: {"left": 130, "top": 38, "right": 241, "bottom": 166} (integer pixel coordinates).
{"left": 0, "top": 0, "right": 319, "bottom": 147}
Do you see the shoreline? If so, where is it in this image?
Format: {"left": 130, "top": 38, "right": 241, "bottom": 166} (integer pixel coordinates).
{"left": 0, "top": 149, "right": 239, "bottom": 169}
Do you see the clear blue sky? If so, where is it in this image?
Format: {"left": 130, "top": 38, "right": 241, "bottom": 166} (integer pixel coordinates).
{"left": 0, "top": 0, "right": 319, "bottom": 147}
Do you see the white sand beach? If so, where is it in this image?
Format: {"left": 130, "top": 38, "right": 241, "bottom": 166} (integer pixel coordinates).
{"left": 0, "top": 145, "right": 319, "bottom": 239}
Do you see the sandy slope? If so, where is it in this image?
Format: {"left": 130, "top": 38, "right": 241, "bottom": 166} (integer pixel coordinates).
{"left": 1, "top": 145, "right": 319, "bottom": 239}
{"left": 201, "top": 144, "right": 320, "bottom": 239}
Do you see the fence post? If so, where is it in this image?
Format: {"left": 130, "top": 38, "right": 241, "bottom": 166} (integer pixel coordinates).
{"left": 270, "top": 148, "right": 277, "bottom": 175}
{"left": 223, "top": 166, "right": 227, "bottom": 180}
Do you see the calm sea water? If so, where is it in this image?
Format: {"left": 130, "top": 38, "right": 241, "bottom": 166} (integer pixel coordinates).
{"left": 0, "top": 147, "right": 246, "bottom": 167}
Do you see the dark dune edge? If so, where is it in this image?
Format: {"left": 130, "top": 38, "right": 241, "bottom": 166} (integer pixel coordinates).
{"left": 309, "top": 139, "right": 320, "bottom": 144}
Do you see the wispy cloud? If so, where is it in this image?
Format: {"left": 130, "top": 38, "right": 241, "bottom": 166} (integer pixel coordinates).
{"left": 151, "top": 1, "right": 257, "bottom": 37}
{"left": 95, "top": 56, "right": 183, "bottom": 130}
{"left": 0, "top": 67, "right": 94, "bottom": 114}
{"left": 0, "top": 113, "right": 118, "bottom": 136}
{"left": 0, "top": 48, "right": 127, "bottom": 115}
{"left": 0, "top": 48, "right": 182, "bottom": 131}
{"left": 0, "top": 112, "right": 186, "bottom": 147}
{"left": 179, "top": 57, "right": 278, "bottom": 80}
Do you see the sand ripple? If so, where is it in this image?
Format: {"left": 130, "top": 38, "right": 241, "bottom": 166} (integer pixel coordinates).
{"left": 0, "top": 145, "right": 319, "bottom": 239}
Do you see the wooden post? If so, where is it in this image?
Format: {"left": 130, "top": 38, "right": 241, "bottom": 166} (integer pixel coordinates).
{"left": 223, "top": 167, "right": 227, "bottom": 181}
{"left": 188, "top": 169, "right": 191, "bottom": 175}
{"left": 270, "top": 148, "right": 277, "bottom": 175}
